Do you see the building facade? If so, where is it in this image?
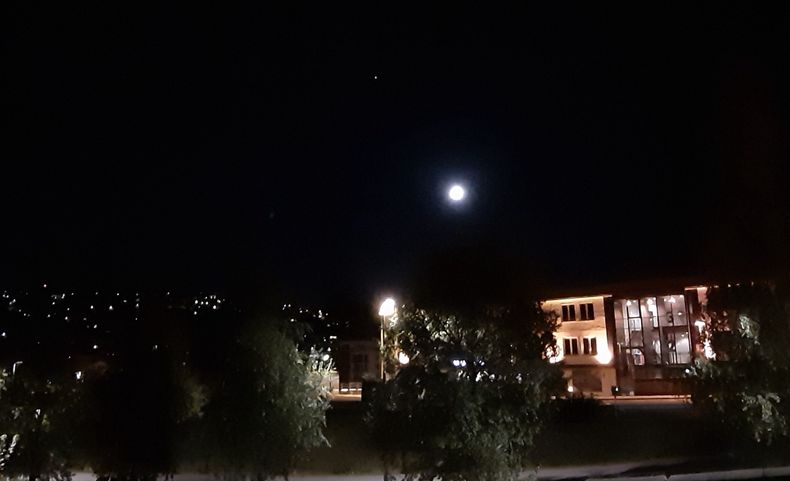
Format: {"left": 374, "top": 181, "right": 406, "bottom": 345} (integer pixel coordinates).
{"left": 542, "top": 282, "right": 711, "bottom": 397}
{"left": 335, "top": 339, "right": 378, "bottom": 393}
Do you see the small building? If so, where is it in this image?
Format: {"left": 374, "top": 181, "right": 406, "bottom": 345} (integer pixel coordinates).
{"left": 335, "top": 339, "right": 378, "bottom": 393}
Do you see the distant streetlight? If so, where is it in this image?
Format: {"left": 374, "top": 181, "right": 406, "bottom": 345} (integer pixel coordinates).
{"left": 378, "top": 297, "right": 397, "bottom": 380}
{"left": 448, "top": 184, "right": 466, "bottom": 202}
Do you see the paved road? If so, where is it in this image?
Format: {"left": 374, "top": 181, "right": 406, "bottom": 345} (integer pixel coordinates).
{"left": 68, "top": 459, "right": 688, "bottom": 481}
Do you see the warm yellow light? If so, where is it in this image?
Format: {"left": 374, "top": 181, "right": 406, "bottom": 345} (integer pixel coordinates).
{"left": 397, "top": 352, "right": 410, "bottom": 365}
{"left": 703, "top": 339, "right": 716, "bottom": 360}
{"left": 378, "top": 298, "right": 396, "bottom": 317}
{"left": 595, "top": 344, "right": 613, "bottom": 364}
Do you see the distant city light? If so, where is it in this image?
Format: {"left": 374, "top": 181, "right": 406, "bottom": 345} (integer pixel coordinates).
{"left": 448, "top": 184, "right": 466, "bottom": 202}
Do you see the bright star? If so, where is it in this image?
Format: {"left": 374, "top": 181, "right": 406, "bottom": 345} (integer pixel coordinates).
{"left": 448, "top": 184, "right": 466, "bottom": 202}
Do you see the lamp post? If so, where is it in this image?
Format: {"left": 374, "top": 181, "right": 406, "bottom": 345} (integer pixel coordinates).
{"left": 378, "top": 297, "right": 396, "bottom": 380}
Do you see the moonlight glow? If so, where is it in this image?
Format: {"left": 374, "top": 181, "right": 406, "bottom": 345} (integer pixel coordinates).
{"left": 448, "top": 184, "right": 466, "bottom": 202}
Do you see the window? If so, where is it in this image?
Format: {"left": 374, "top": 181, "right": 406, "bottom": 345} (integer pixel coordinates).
{"left": 632, "top": 348, "right": 645, "bottom": 366}
{"left": 580, "top": 303, "right": 595, "bottom": 320}
{"left": 561, "top": 304, "right": 576, "bottom": 322}
{"left": 563, "top": 338, "right": 579, "bottom": 355}
{"left": 583, "top": 337, "right": 598, "bottom": 355}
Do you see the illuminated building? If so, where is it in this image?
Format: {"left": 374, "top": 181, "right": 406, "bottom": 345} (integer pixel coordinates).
{"left": 542, "top": 281, "right": 712, "bottom": 396}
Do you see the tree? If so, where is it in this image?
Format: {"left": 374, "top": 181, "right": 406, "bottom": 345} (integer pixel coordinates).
{"left": 366, "top": 303, "right": 563, "bottom": 481}
{"left": 0, "top": 368, "right": 85, "bottom": 481}
{"left": 78, "top": 296, "right": 202, "bottom": 481}
{"left": 80, "top": 352, "right": 197, "bottom": 481}
{"left": 691, "top": 283, "right": 790, "bottom": 445}
{"left": 191, "top": 319, "right": 331, "bottom": 480}
{"left": 0, "top": 288, "right": 91, "bottom": 481}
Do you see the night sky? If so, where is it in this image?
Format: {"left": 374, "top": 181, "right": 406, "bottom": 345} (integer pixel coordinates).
{"left": 3, "top": 4, "right": 790, "bottom": 304}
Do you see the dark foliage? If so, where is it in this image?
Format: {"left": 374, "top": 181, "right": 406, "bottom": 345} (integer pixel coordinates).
{"left": 691, "top": 283, "right": 790, "bottom": 445}
{"left": 1, "top": 290, "right": 330, "bottom": 481}
{"left": 0, "top": 369, "right": 85, "bottom": 481}
{"left": 366, "top": 303, "right": 563, "bottom": 481}
{"left": 187, "top": 319, "right": 331, "bottom": 480}
{"left": 549, "top": 395, "right": 607, "bottom": 424}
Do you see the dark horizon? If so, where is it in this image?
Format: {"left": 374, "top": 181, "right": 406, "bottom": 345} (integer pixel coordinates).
{"left": 3, "top": 4, "right": 790, "bottom": 303}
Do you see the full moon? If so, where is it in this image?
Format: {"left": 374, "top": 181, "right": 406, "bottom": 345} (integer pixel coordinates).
{"left": 448, "top": 184, "right": 466, "bottom": 202}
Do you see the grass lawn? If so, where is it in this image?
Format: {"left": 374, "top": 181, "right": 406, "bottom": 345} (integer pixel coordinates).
{"left": 295, "top": 401, "right": 737, "bottom": 474}
{"left": 531, "top": 406, "right": 728, "bottom": 466}
{"left": 295, "top": 401, "right": 386, "bottom": 474}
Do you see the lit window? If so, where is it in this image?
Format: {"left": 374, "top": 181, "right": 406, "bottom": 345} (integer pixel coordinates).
{"left": 632, "top": 348, "right": 645, "bottom": 366}
{"left": 583, "top": 337, "right": 598, "bottom": 356}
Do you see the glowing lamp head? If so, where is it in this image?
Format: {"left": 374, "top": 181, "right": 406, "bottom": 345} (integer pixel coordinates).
{"left": 448, "top": 184, "right": 466, "bottom": 202}
{"left": 378, "top": 298, "right": 397, "bottom": 317}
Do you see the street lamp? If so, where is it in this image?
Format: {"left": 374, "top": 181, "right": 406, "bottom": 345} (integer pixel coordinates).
{"left": 378, "top": 297, "right": 397, "bottom": 380}
{"left": 379, "top": 298, "right": 396, "bottom": 318}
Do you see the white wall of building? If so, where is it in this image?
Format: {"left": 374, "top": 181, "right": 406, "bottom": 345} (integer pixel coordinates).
{"left": 542, "top": 295, "right": 616, "bottom": 396}
{"left": 542, "top": 295, "right": 611, "bottom": 365}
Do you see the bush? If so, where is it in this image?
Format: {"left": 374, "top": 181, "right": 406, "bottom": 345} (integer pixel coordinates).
{"left": 550, "top": 395, "right": 607, "bottom": 424}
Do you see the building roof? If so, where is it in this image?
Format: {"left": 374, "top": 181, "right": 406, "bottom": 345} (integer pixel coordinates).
{"left": 536, "top": 276, "right": 716, "bottom": 301}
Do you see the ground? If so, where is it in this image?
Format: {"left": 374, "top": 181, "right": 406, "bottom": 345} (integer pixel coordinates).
{"left": 294, "top": 399, "right": 764, "bottom": 475}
